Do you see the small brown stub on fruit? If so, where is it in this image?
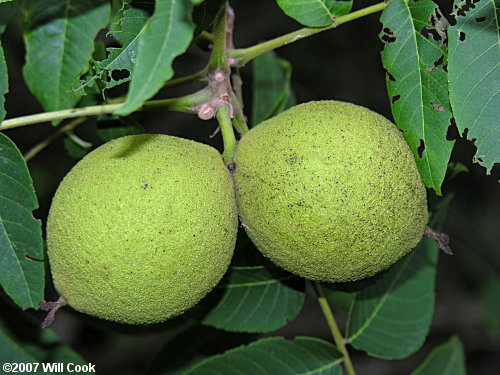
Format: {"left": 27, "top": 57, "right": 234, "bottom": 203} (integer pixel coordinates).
{"left": 227, "top": 162, "right": 236, "bottom": 174}
{"left": 425, "top": 227, "right": 453, "bottom": 255}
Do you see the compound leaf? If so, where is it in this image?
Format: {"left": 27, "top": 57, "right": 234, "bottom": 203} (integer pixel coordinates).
{"left": 183, "top": 337, "right": 343, "bottom": 375}
{"left": 380, "top": 0, "right": 454, "bottom": 194}
{"left": 115, "top": 0, "right": 195, "bottom": 116}
{"left": 448, "top": 0, "right": 500, "bottom": 173}
{"left": 22, "top": 0, "right": 110, "bottom": 113}
{"left": 202, "top": 265, "right": 305, "bottom": 333}
{"left": 0, "top": 133, "right": 44, "bottom": 310}
{"left": 276, "top": 0, "right": 353, "bottom": 27}
{"left": 346, "top": 237, "right": 438, "bottom": 359}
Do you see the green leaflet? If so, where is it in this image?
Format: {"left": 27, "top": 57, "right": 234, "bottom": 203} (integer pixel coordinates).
{"left": 115, "top": 0, "right": 195, "bottom": 116}
{"left": 0, "top": 303, "right": 88, "bottom": 369}
{"left": 251, "top": 51, "right": 295, "bottom": 127}
{"left": 0, "top": 1, "right": 15, "bottom": 124}
{"left": 346, "top": 237, "right": 438, "bottom": 359}
{"left": 0, "top": 133, "right": 44, "bottom": 310}
{"left": 380, "top": 0, "right": 454, "bottom": 195}
{"left": 0, "top": 44, "right": 7, "bottom": 124}
{"left": 448, "top": 0, "right": 500, "bottom": 173}
{"left": 80, "top": 4, "right": 152, "bottom": 92}
{"left": 201, "top": 265, "right": 305, "bottom": 333}
{"left": 410, "top": 336, "right": 466, "bottom": 375}
{"left": 193, "top": 0, "right": 227, "bottom": 37}
{"left": 183, "top": 337, "right": 343, "bottom": 375}
{"left": 147, "top": 325, "right": 257, "bottom": 375}
{"left": 22, "top": 0, "right": 110, "bottom": 112}
{"left": 276, "top": 0, "right": 353, "bottom": 27}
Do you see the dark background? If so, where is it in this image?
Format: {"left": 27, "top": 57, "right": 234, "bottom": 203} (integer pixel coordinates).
{"left": 1, "top": 0, "right": 499, "bottom": 374}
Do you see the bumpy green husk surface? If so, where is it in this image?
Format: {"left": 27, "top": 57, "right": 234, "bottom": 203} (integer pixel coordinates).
{"left": 47, "top": 134, "right": 237, "bottom": 324}
{"left": 234, "top": 101, "right": 428, "bottom": 282}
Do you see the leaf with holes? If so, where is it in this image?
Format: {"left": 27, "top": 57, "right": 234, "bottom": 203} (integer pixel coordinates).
{"left": 380, "top": 0, "right": 454, "bottom": 195}
{"left": 410, "top": 336, "right": 466, "bottom": 375}
{"left": 80, "top": 3, "right": 152, "bottom": 92}
{"left": 251, "top": 51, "right": 295, "bottom": 127}
{"left": 0, "top": 133, "right": 44, "bottom": 310}
{"left": 201, "top": 265, "right": 305, "bottom": 333}
{"left": 346, "top": 237, "right": 438, "bottom": 359}
{"left": 276, "top": 0, "right": 353, "bottom": 27}
{"left": 448, "top": 0, "right": 500, "bottom": 173}
{"left": 22, "top": 0, "right": 110, "bottom": 113}
{"left": 115, "top": 0, "right": 195, "bottom": 116}
{"left": 183, "top": 336, "right": 343, "bottom": 375}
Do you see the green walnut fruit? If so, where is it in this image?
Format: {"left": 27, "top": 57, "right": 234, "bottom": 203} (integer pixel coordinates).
{"left": 47, "top": 134, "right": 237, "bottom": 324}
{"left": 234, "top": 101, "right": 428, "bottom": 282}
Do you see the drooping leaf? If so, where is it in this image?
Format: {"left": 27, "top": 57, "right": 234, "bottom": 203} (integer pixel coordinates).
{"left": 276, "top": 0, "right": 353, "bottom": 27}
{"left": 346, "top": 237, "right": 438, "bottom": 359}
{"left": 201, "top": 265, "right": 305, "bottom": 333}
{"left": 115, "top": 0, "right": 195, "bottom": 116}
{"left": 80, "top": 3, "right": 152, "bottom": 92}
{"left": 183, "top": 337, "right": 343, "bottom": 375}
{"left": 22, "top": 0, "right": 111, "bottom": 112}
{"left": 193, "top": 0, "right": 226, "bottom": 37}
{"left": 251, "top": 51, "right": 295, "bottom": 126}
{"left": 448, "top": 0, "right": 500, "bottom": 173}
{"left": 410, "top": 336, "right": 466, "bottom": 375}
{"left": 380, "top": 0, "right": 454, "bottom": 195}
{"left": 0, "top": 133, "right": 44, "bottom": 310}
